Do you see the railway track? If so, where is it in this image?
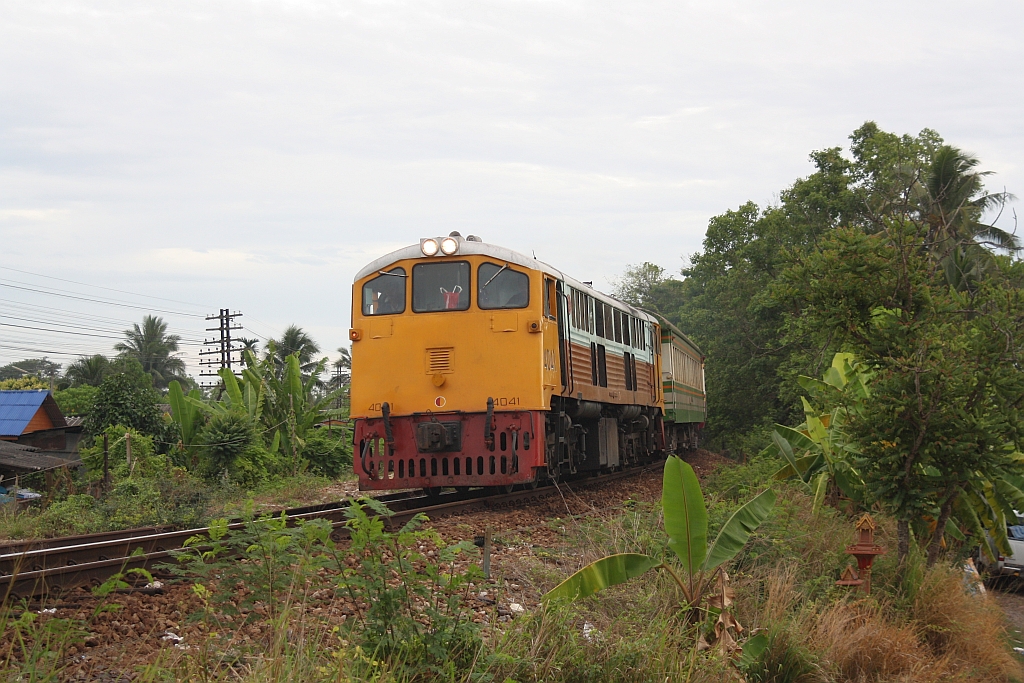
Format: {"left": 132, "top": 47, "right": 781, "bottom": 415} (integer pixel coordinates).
{"left": 0, "top": 464, "right": 661, "bottom": 602}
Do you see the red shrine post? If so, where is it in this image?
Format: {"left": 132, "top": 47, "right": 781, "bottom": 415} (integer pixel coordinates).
{"left": 836, "top": 513, "right": 886, "bottom": 595}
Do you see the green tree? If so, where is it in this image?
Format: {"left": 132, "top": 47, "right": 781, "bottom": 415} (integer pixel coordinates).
{"left": 64, "top": 354, "right": 111, "bottom": 387}
{"left": 0, "top": 358, "right": 61, "bottom": 383}
{"left": 620, "top": 123, "right": 978, "bottom": 453}
{"left": 53, "top": 385, "right": 99, "bottom": 416}
{"left": 114, "top": 315, "right": 186, "bottom": 390}
{"left": 272, "top": 325, "right": 323, "bottom": 375}
{"left": 775, "top": 222, "right": 1024, "bottom": 565}
{"left": 84, "top": 358, "right": 165, "bottom": 438}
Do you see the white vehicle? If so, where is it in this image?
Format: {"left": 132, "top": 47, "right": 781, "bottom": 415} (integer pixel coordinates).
{"left": 976, "top": 515, "right": 1024, "bottom": 577}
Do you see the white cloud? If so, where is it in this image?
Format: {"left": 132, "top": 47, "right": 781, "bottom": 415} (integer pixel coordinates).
{"left": 0, "top": 0, "right": 1021, "bottom": 370}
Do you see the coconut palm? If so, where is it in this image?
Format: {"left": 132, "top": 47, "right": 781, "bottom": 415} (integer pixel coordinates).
{"left": 114, "top": 315, "right": 187, "bottom": 390}
{"left": 272, "top": 325, "right": 323, "bottom": 375}
{"left": 915, "top": 146, "right": 1019, "bottom": 258}
{"left": 333, "top": 346, "right": 351, "bottom": 385}
{"left": 237, "top": 337, "right": 261, "bottom": 353}
{"left": 65, "top": 354, "right": 111, "bottom": 387}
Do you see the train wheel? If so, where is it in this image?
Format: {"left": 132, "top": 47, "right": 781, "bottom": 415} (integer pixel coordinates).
{"left": 423, "top": 487, "right": 442, "bottom": 498}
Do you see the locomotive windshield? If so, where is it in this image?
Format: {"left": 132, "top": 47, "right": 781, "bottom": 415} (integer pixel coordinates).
{"left": 478, "top": 262, "right": 529, "bottom": 309}
{"left": 362, "top": 267, "right": 406, "bottom": 315}
{"left": 412, "top": 261, "right": 470, "bottom": 312}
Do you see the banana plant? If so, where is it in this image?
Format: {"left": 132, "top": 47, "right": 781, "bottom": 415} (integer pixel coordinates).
{"left": 767, "top": 352, "right": 870, "bottom": 515}
{"left": 953, "top": 463, "right": 1024, "bottom": 562}
{"left": 168, "top": 380, "right": 205, "bottom": 448}
{"left": 543, "top": 456, "right": 775, "bottom": 656}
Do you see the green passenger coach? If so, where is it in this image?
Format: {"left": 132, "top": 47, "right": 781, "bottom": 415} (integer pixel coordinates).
{"left": 659, "top": 320, "right": 706, "bottom": 452}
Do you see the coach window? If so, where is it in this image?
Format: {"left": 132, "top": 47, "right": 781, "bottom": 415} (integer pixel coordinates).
{"left": 412, "top": 262, "right": 470, "bottom": 312}
{"left": 478, "top": 262, "right": 530, "bottom": 309}
{"left": 362, "top": 267, "right": 406, "bottom": 315}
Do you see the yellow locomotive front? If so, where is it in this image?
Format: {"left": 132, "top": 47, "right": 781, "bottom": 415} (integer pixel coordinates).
{"left": 350, "top": 233, "right": 561, "bottom": 491}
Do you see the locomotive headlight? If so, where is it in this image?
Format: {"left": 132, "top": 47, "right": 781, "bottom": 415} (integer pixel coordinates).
{"left": 420, "top": 238, "right": 439, "bottom": 256}
{"left": 440, "top": 237, "right": 459, "bottom": 255}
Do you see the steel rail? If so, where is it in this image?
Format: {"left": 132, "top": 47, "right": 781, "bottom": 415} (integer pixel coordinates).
{"left": 0, "top": 463, "right": 662, "bottom": 601}
{"left": 0, "top": 490, "right": 423, "bottom": 556}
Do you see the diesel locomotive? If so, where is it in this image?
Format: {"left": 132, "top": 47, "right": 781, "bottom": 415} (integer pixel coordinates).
{"left": 350, "top": 233, "right": 706, "bottom": 492}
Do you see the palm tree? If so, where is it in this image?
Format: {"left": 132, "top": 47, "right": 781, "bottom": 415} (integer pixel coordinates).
{"left": 333, "top": 346, "right": 351, "bottom": 383}
{"left": 272, "top": 325, "right": 323, "bottom": 375}
{"left": 237, "top": 337, "right": 261, "bottom": 353}
{"left": 65, "top": 355, "right": 111, "bottom": 387}
{"left": 916, "top": 146, "right": 1019, "bottom": 258}
{"left": 115, "top": 315, "right": 187, "bottom": 390}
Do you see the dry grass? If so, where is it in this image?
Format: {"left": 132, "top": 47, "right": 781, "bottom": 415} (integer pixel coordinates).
{"left": 911, "top": 567, "right": 1022, "bottom": 680}
{"left": 751, "top": 561, "right": 1024, "bottom": 683}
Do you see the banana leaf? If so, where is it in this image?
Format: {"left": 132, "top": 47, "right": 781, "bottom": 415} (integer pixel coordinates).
{"left": 663, "top": 457, "right": 707, "bottom": 577}
{"left": 542, "top": 553, "right": 658, "bottom": 604}
{"left": 772, "top": 453, "right": 823, "bottom": 482}
{"left": 217, "top": 368, "right": 243, "bottom": 408}
{"left": 703, "top": 488, "right": 776, "bottom": 573}
{"left": 773, "top": 424, "right": 816, "bottom": 453}
{"left": 811, "top": 472, "right": 829, "bottom": 516}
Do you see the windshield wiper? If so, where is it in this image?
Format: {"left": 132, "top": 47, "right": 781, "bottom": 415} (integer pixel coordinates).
{"left": 481, "top": 263, "right": 509, "bottom": 290}
{"left": 378, "top": 270, "right": 407, "bottom": 277}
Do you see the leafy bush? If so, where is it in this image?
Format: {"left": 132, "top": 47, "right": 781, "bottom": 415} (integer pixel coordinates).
{"left": 301, "top": 428, "right": 352, "bottom": 478}
{"left": 0, "top": 377, "right": 48, "bottom": 390}
{"left": 34, "top": 494, "right": 105, "bottom": 537}
{"left": 194, "top": 412, "right": 277, "bottom": 487}
{"left": 98, "top": 474, "right": 211, "bottom": 530}
{"left": 53, "top": 385, "right": 99, "bottom": 416}
{"left": 168, "top": 498, "right": 485, "bottom": 680}
{"left": 84, "top": 358, "right": 164, "bottom": 437}
{"left": 79, "top": 426, "right": 170, "bottom": 482}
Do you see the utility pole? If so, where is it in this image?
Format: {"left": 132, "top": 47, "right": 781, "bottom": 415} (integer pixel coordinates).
{"left": 199, "top": 309, "right": 244, "bottom": 386}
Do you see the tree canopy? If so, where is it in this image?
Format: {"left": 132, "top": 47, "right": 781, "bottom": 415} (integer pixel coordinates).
{"left": 620, "top": 120, "right": 1024, "bottom": 565}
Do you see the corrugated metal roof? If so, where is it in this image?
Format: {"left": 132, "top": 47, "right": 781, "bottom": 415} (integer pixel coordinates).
{"left": 0, "top": 390, "right": 67, "bottom": 437}
{"left": 0, "top": 440, "right": 76, "bottom": 474}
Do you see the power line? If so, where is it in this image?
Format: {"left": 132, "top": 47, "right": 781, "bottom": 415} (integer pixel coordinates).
{"left": 0, "top": 313, "right": 206, "bottom": 344}
{"left": 0, "top": 265, "right": 212, "bottom": 310}
{"left": 0, "top": 280, "right": 206, "bottom": 318}
{"left": 0, "top": 299, "right": 203, "bottom": 336}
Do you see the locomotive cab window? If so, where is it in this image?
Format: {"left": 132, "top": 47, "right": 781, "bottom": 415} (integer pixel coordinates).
{"left": 362, "top": 267, "right": 406, "bottom": 315}
{"left": 412, "top": 262, "right": 470, "bottom": 312}
{"left": 478, "top": 262, "right": 529, "bottom": 309}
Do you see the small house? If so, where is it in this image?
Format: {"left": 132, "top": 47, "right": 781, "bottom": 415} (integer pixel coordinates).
{"left": 0, "top": 390, "right": 83, "bottom": 456}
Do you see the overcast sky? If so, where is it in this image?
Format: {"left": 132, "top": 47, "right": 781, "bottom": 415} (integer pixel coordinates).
{"left": 1, "top": 0, "right": 1021, "bottom": 378}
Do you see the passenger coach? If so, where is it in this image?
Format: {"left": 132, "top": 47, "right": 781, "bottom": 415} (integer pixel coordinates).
{"left": 350, "top": 233, "right": 705, "bottom": 492}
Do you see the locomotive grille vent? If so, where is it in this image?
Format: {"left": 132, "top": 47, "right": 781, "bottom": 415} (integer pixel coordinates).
{"left": 426, "top": 347, "right": 454, "bottom": 374}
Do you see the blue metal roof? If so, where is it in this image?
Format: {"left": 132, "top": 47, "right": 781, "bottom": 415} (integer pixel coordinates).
{"left": 0, "top": 390, "right": 62, "bottom": 437}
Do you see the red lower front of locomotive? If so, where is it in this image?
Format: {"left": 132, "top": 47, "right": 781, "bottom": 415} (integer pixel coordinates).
{"left": 355, "top": 411, "right": 544, "bottom": 491}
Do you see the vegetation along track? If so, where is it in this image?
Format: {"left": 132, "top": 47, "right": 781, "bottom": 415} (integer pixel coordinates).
{"left": 0, "top": 464, "right": 662, "bottom": 602}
